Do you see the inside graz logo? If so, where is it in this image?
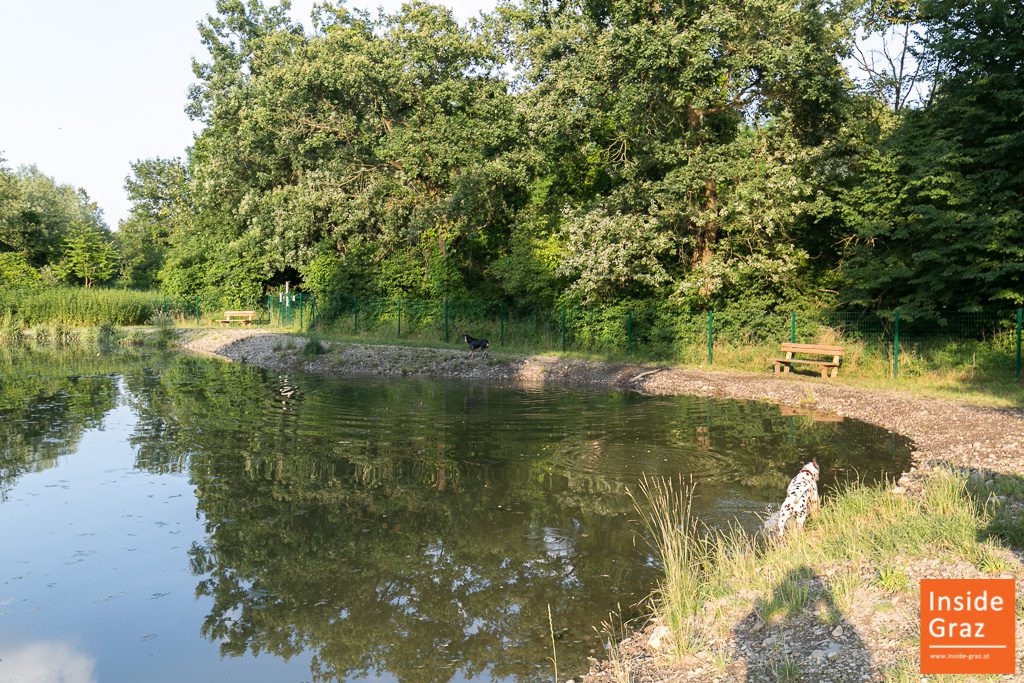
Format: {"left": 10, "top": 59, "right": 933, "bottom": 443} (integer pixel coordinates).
{"left": 920, "top": 578, "right": 1016, "bottom": 675}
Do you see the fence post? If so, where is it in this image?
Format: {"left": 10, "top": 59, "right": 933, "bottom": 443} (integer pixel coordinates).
{"left": 298, "top": 295, "right": 304, "bottom": 331}
{"left": 893, "top": 310, "right": 900, "bottom": 378}
{"left": 354, "top": 298, "right": 359, "bottom": 333}
{"left": 561, "top": 303, "right": 567, "bottom": 352}
{"left": 791, "top": 311, "right": 796, "bottom": 343}
{"left": 627, "top": 307, "right": 633, "bottom": 355}
{"left": 707, "top": 309, "right": 714, "bottom": 367}
{"left": 397, "top": 298, "right": 402, "bottom": 338}
{"left": 500, "top": 303, "right": 505, "bottom": 348}
{"left": 444, "top": 299, "right": 449, "bottom": 343}
{"left": 1016, "top": 308, "right": 1022, "bottom": 380}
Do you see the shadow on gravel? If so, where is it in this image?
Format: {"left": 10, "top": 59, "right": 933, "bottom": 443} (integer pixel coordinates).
{"left": 734, "top": 566, "right": 872, "bottom": 683}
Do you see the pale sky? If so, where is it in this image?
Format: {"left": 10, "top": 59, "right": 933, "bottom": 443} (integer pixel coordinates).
{"left": 0, "top": 0, "right": 499, "bottom": 227}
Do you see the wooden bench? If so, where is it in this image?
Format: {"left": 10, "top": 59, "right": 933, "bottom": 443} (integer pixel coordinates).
{"left": 218, "top": 310, "right": 258, "bottom": 326}
{"left": 771, "top": 343, "right": 845, "bottom": 380}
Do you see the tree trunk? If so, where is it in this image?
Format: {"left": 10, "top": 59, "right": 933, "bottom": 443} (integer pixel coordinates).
{"left": 694, "top": 178, "right": 719, "bottom": 267}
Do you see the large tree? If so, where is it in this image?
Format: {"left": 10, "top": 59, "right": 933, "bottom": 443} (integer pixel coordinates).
{"left": 494, "top": 0, "right": 855, "bottom": 308}
{"left": 118, "top": 157, "right": 190, "bottom": 289}
{"left": 57, "top": 222, "right": 118, "bottom": 288}
{"left": 840, "top": 0, "right": 1024, "bottom": 315}
{"left": 164, "top": 1, "right": 528, "bottom": 306}
{"left": 0, "top": 164, "right": 107, "bottom": 269}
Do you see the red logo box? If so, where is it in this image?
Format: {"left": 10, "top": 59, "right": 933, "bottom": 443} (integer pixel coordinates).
{"left": 920, "top": 578, "right": 1016, "bottom": 675}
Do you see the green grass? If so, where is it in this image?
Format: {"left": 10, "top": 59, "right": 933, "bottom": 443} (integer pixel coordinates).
{"left": 766, "top": 653, "right": 803, "bottom": 683}
{"left": 304, "top": 316, "right": 1024, "bottom": 407}
{"left": 0, "top": 312, "right": 23, "bottom": 344}
{"left": 630, "top": 469, "right": 1022, "bottom": 665}
{"left": 628, "top": 476, "right": 713, "bottom": 655}
{"left": 873, "top": 565, "right": 912, "bottom": 594}
{"left": 756, "top": 567, "right": 813, "bottom": 622}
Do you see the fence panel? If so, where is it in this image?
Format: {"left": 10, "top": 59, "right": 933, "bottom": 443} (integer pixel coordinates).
{"left": 297, "top": 292, "right": 1023, "bottom": 381}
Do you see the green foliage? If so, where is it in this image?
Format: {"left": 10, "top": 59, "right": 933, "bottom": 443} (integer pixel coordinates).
{"left": 840, "top": 0, "right": 1024, "bottom": 316}
{"left": 56, "top": 223, "right": 118, "bottom": 288}
{"left": 0, "top": 252, "right": 42, "bottom": 288}
{"left": 118, "top": 158, "right": 189, "bottom": 289}
{"left": 301, "top": 335, "right": 327, "bottom": 357}
{"left": 0, "top": 312, "right": 23, "bottom": 345}
{"left": 0, "top": 163, "right": 107, "bottom": 268}
{"left": 85, "top": 0, "right": 1019, "bottom": 321}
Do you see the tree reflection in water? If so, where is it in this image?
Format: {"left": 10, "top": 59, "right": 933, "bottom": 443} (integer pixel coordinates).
{"left": 0, "top": 352, "right": 911, "bottom": 681}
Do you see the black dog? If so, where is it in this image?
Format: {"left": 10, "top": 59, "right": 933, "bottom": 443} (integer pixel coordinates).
{"left": 461, "top": 334, "right": 489, "bottom": 352}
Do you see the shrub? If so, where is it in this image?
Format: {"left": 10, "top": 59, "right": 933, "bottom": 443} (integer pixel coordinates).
{"left": 302, "top": 336, "right": 327, "bottom": 357}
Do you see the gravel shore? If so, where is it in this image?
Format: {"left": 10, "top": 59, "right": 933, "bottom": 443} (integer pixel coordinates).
{"left": 179, "top": 329, "right": 1024, "bottom": 682}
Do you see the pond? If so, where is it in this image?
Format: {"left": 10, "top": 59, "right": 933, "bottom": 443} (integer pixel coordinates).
{"left": 0, "top": 350, "right": 911, "bottom": 682}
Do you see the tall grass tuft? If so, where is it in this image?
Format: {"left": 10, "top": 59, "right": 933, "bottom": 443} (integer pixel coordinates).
{"left": 546, "top": 604, "right": 558, "bottom": 683}
{"left": 148, "top": 310, "right": 177, "bottom": 348}
{"left": 302, "top": 335, "right": 328, "bottom": 357}
{"left": 635, "top": 468, "right": 1015, "bottom": 665}
{"left": 0, "top": 312, "right": 23, "bottom": 345}
{"left": 598, "top": 609, "right": 636, "bottom": 683}
{"left": 629, "top": 476, "right": 713, "bottom": 654}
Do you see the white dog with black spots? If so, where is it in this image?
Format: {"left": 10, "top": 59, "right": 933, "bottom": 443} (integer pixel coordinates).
{"left": 764, "top": 459, "right": 820, "bottom": 538}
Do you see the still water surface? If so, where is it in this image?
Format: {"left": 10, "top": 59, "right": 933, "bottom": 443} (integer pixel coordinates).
{"left": 0, "top": 351, "right": 911, "bottom": 682}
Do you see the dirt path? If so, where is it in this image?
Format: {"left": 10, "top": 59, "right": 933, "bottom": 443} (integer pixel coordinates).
{"left": 178, "top": 329, "right": 1024, "bottom": 682}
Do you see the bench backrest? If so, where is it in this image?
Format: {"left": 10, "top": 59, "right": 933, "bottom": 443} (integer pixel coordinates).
{"left": 223, "top": 310, "right": 257, "bottom": 319}
{"left": 779, "top": 343, "right": 845, "bottom": 356}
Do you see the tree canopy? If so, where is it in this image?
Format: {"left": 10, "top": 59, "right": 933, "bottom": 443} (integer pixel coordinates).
{"left": 12, "top": 0, "right": 1020, "bottom": 318}
{"left": 0, "top": 160, "right": 110, "bottom": 285}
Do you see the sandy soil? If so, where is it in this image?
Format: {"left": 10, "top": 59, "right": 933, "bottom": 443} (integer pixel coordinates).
{"left": 179, "top": 329, "right": 1024, "bottom": 682}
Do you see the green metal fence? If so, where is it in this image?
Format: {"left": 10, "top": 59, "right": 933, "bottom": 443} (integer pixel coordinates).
{"left": 266, "top": 292, "right": 315, "bottom": 329}
{"left": 296, "top": 294, "right": 1023, "bottom": 382}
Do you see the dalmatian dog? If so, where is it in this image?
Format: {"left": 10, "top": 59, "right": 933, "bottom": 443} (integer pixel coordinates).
{"left": 764, "top": 459, "right": 820, "bottom": 538}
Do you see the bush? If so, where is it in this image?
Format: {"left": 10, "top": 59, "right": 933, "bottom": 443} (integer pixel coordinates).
{"left": 0, "top": 253, "right": 42, "bottom": 288}
{"left": 302, "top": 336, "right": 328, "bottom": 357}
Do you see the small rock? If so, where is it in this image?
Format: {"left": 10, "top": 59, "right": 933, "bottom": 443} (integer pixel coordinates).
{"left": 893, "top": 486, "right": 906, "bottom": 494}
{"left": 647, "top": 625, "right": 672, "bottom": 652}
{"left": 832, "top": 625, "right": 844, "bottom": 638}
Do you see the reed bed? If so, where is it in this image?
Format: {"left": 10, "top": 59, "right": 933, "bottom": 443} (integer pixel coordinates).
{"left": 0, "top": 287, "right": 177, "bottom": 326}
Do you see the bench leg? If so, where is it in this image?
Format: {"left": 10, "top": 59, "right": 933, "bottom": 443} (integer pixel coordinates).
{"left": 783, "top": 364, "right": 790, "bottom": 374}
{"left": 821, "top": 367, "right": 828, "bottom": 380}
{"left": 774, "top": 362, "right": 780, "bottom": 376}
{"left": 830, "top": 366, "right": 839, "bottom": 380}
